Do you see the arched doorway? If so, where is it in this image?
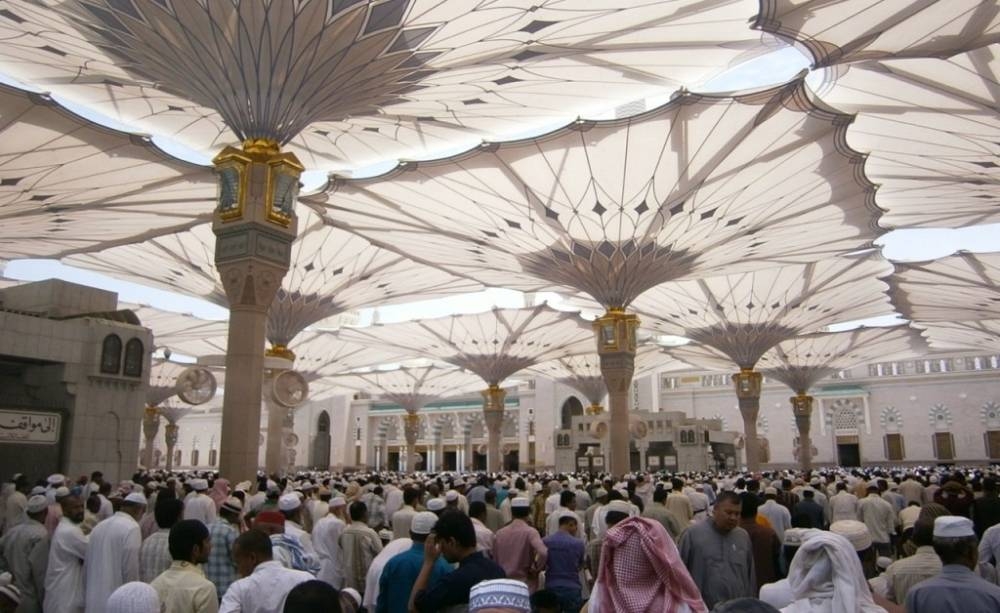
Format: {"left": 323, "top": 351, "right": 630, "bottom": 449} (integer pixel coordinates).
{"left": 311, "top": 411, "right": 331, "bottom": 469}
{"left": 560, "top": 396, "right": 584, "bottom": 430}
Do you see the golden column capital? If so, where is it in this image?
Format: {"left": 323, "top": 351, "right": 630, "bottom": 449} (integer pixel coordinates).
{"left": 586, "top": 403, "right": 604, "bottom": 415}
{"left": 593, "top": 308, "right": 640, "bottom": 355}
{"left": 481, "top": 384, "right": 507, "bottom": 413}
{"left": 791, "top": 392, "right": 814, "bottom": 417}
{"left": 732, "top": 368, "right": 763, "bottom": 400}
{"left": 265, "top": 344, "right": 296, "bottom": 361}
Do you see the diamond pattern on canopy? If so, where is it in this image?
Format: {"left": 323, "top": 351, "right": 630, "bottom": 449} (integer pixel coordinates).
{"left": 758, "top": 326, "right": 928, "bottom": 393}
{"left": 891, "top": 251, "right": 1000, "bottom": 321}
{"left": 632, "top": 253, "right": 897, "bottom": 369}
{"left": 308, "top": 78, "right": 880, "bottom": 308}
{"left": 69, "top": 204, "right": 479, "bottom": 346}
{"left": 0, "top": 0, "right": 769, "bottom": 170}
{"left": 332, "top": 364, "right": 485, "bottom": 413}
{"left": 810, "top": 46, "right": 1000, "bottom": 228}
{"left": 0, "top": 82, "right": 214, "bottom": 259}
{"left": 528, "top": 345, "right": 665, "bottom": 406}
{"left": 337, "top": 304, "right": 594, "bottom": 385}
{"left": 755, "top": 0, "right": 1000, "bottom": 67}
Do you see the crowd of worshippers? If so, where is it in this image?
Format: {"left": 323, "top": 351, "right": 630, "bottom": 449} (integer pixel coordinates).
{"left": 2, "top": 467, "right": 1000, "bottom": 613}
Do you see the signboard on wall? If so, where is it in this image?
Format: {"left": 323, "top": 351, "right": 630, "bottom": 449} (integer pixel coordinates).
{"left": 0, "top": 410, "right": 61, "bottom": 444}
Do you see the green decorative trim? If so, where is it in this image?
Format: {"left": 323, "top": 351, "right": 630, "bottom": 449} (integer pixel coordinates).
{"left": 371, "top": 397, "right": 521, "bottom": 412}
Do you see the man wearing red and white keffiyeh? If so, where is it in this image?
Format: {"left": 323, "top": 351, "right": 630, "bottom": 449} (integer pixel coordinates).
{"left": 589, "top": 516, "right": 707, "bottom": 613}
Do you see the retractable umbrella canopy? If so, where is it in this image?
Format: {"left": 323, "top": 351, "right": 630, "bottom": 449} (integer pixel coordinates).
{"left": 70, "top": 204, "right": 480, "bottom": 347}
{"left": 0, "top": 82, "right": 214, "bottom": 259}
{"left": 0, "top": 0, "right": 770, "bottom": 170}
{"left": 755, "top": 0, "right": 1000, "bottom": 67}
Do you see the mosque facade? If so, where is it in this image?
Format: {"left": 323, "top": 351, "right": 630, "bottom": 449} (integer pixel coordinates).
{"left": 151, "top": 348, "right": 1000, "bottom": 474}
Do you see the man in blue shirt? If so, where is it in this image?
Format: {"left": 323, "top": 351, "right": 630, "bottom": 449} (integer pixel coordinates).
{"left": 376, "top": 511, "right": 450, "bottom": 613}
{"left": 906, "top": 516, "right": 1000, "bottom": 613}
{"left": 410, "top": 510, "right": 505, "bottom": 612}
{"left": 543, "top": 514, "right": 585, "bottom": 613}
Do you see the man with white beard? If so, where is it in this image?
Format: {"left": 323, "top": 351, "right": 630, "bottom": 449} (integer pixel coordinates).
{"left": 44, "top": 494, "right": 88, "bottom": 613}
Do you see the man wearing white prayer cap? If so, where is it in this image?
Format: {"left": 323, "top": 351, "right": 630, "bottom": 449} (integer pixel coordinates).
{"left": 427, "top": 497, "right": 447, "bottom": 515}
{"left": 84, "top": 491, "right": 145, "bottom": 613}
{"left": 106, "top": 581, "right": 160, "bottom": 613}
{"left": 44, "top": 490, "right": 88, "bottom": 613}
{"left": 469, "top": 578, "right": 531, "bottom": 612}
{"left": 313, "top": 497, "right": 347, "bottom": 589}
{"left": 278, "top": 494, "right": 315, "bottom": 556}
{"left": 367, "top": 512, "right": 443, "bottom": 613}
{"left": 494, "top": 497, "right": 548, "bottom": 593}
{"left": 905, "top": 516, "right": 1000, "bottom": 612}
{"left": 0, "top": 495, "right": 49, "bottom": 612}
{"left": 183, "top": 479, "right": 217, "bottom": 526}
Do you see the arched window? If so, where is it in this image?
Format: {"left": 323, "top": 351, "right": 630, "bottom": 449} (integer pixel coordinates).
{"left": 123, "top": 338, "right": 144, "bottom": 377}
{"left": 560, "top": 397, "right": 584, "bottom": 430}
{"left": 100, "top": 334, "right": 122, "bottom": 374}
{"left": 318, "top": 411, "right": 330, "bottom": 434}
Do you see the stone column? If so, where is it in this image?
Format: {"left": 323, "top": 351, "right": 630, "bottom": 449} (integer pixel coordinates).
{"left": 164, "top": 423, "right": 179, "bottom": 471}
{"left": 638, "top": 442, "right": 647, "bottom": 472}
{"left": 434, "top": 435, "right": 444, "bottom": 473}
{"left": 263, "top": 392, "right": 285, "bottom": 475}
{"left": 213, "top": 139, "right": 301, "bottom": 484}
{"left": 733, "top": 368, "right": 764, "bottom": 472}
{"left": 463, "top": 430, "right": 473, "bottom": 471}
{"left": 482, "top": 385, "right": 506, "bottom": 472}
{"left": 792, "top": 392, "right": 814, "bottom": 471}
{"left": 142, "top": 406, "right": 161, "bottom": 469}
{"left": 403, "top": 413, "right": 421, "bottom": 473}
{"left": 594, "top": 309, "right": 639, "bottom": 478}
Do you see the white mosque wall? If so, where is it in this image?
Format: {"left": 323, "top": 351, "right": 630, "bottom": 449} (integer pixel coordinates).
{"left": 133, "top": 351, "right": 1000, "bottom": 475}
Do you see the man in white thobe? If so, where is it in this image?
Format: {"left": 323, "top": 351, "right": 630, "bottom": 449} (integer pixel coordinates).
{"left": 44, "top": 494, "right": 88, "bottom": 613}
{"left": 220, "top": 530, "right": 313, "bottom": 613}
{"left": 83, "top": 492, "right": 145, "bottom": 613}
{"left": 184, "top": 479, "right": 217, "bottom": 526}
{"left": 0, "top": 495, "right": 49, "bottom": 613}
{"left": 313, "top": 498, "right": 346, "bottom": 588}
{"left": 362, "top": 535, "right": 411, "bottom": 611}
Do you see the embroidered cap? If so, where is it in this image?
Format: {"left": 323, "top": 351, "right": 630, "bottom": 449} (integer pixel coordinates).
{"left": 469, "top": 579, "right": 531, "bottom": 612}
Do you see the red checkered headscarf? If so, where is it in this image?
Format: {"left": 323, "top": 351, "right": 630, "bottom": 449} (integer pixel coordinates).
{"left": 597, "top": 516, "right": 707, "bottom": 613}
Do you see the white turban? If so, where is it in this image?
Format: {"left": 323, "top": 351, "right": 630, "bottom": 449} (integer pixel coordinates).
{"left": 107, "top": 582, "right": 160, "bottom": 613}
{"left": 783, "top": 531, "right": 885, "bottom": 613}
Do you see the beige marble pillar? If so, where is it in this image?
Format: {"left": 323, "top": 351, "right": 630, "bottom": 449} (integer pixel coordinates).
{"left": 142, "top": 406, "right": 160, "bottom": 469}
{"left": 213, "top": 139, "right": 300, "bottom": 483}
{"left": 594, "top": 309, "right": 639, "bottom": 478}
{"left": 792, "top": 392, "right": 814, "bottom": 471}
{"left": 263, "top": 393, "right": 285, "bottom": 475}
{"left": 463, "top": 431, "right": 473, "bottom": 472}
{"left": 164, "top": 423, "right": 179, "bottom": 471}
{"left": 733, "top": 368, "right": 763, "bottom": 472}
{"left": 482, "top": 385, "right": 506, "bottom": 472}
{"left": 403, "top": 413, "right": 421, "bottom": 473}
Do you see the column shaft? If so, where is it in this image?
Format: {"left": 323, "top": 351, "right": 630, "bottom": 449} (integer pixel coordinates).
{"left": 218, "top": 307, "right": 269, "bottom": 481}
{"left": 594, "top": 309, "right": 639, "bottom": 478}
{"left": 733, "top": 368, "right": 763, "bottom": 472}
{"left": 165, "top": 423, "right": 179, "bottom": 472}
{"left": 264, "top": 394, "right": 285, "bottom": 475}
{"left": 482, "top": 386, "right": 507, "bottom": 472}
{"left": 404, "top": 414, "right": 421, "bottom": 473}
{"left": 792, "top": 393, "right": 814, "bottom": 471}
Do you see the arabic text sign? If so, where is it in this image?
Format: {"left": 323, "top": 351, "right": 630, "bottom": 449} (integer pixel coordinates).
{"left": 0, "top": 410, "right": 60, "bottom": 444}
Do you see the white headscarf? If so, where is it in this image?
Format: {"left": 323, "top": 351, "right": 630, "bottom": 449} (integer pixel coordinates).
{"left": 106, "top": 582, "right": 161, "bottom": 613}
{"left": 781, "top": 530, "right": 886, "bottom": 613}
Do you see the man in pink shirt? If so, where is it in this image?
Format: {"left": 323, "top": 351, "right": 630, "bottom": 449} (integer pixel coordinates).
{"left": 493, "top": 497, "right": 547, "bottom": 592}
